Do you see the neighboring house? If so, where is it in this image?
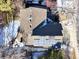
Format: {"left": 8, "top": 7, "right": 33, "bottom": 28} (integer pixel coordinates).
{"left": 31, "top": 8, "right": 63, "bottom": 47}
{"left": 0, "top": 27, "right": 4, "bottom": 45}
{"left": 19, "top": 6, "right": 63, "bottom": 47}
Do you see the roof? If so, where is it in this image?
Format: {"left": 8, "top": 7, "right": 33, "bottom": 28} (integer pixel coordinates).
{"left": 32, "top": 10, "right": 62, "bottom": 36}
{"left": 32, "top": 21, "right": 63, "bottom": 36}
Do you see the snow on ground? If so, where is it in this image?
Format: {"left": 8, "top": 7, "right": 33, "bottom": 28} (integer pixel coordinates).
{"left": 0, "top": 20, "right": 20, "bottom": 46}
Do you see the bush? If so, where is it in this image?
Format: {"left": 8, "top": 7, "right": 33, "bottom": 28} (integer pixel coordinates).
{"left": 39, "top": 49, "right": 64, "bottom": 59}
